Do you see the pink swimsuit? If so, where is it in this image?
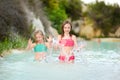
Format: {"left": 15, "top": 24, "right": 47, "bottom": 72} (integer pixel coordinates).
{"left": 59, "top": 55, "right": 75, "bottom": 61}
{"left": 59, "top": 38, "right": 75, "bottom": 62}
{"left": 59, "top": 38, "right": 74, "bottom": 47}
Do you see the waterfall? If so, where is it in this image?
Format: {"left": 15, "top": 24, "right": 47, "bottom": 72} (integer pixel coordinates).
{"left": 0, "top": 0, "right": 58, "bottom": 41}
{"left": 32, "top": 18, "right": 45, "bottom": 35}
{"left": 22, "top": 2, "right": 45, "bottom": 35}
{"left": 22, "top": 0, "right": 58, "bottom": 37}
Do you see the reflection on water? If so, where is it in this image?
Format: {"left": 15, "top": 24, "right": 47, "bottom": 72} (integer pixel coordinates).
{"left": 0, "top": 41, "right": 120, "bottom": 80}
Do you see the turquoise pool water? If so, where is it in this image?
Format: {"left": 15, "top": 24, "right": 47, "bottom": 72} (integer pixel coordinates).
{"left": 0, "top": 41, "right": 120, "bottom": 80}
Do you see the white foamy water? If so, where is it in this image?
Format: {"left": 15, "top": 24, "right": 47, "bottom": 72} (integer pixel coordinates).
{"left": 0, "top": 41, "right": 120, "bottom": 80}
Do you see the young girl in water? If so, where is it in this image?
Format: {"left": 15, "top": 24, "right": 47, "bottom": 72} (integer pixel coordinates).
{"left": 57, "top": 21, "right": 78, "bottom": 63}
{"left": 26, "top": 30, "right": 52, "bottom": 61}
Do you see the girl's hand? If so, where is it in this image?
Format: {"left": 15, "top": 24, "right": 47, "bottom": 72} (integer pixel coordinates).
{"left": 26, "top": 38, "right": 33, "bottom": 50}
{"left": 28, "top": 38, "right": 32, "bottom": 45}
{"left": 47, "top": 36, "right": 53, "bottom": 43}
{"left": 45, "top": 36, "right": 53, "bottom": 48}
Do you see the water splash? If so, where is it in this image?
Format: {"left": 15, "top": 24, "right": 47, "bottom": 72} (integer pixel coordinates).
{"left": 0, "top": 41, "right": 120, "bottom": 80}
{"left": 32, "top": 17, "right": 45, "bottom": 34}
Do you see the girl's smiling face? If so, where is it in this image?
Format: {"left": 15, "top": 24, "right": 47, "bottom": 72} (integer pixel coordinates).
{"left": 61, "top": 21, "right": 72, "bottom": 36}
{"left": 35, "top": 32, "right": 44, "bottom": 43}
{"left": 63, "top": 23, "right": 71, "bottom": 34}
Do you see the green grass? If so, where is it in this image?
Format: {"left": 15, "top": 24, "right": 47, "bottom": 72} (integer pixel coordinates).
{"left": 0, "top": 37, "right": 28, "bottom": 55}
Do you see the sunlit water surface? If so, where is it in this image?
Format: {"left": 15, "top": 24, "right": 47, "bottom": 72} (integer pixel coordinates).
{"left": 0, "top": 41, "right": 120, "bottom": 80}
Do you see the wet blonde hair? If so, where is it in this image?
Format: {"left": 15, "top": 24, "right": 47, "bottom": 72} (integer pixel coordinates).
{"left": 34, "top": 30, "right": 44, "bottom": 37}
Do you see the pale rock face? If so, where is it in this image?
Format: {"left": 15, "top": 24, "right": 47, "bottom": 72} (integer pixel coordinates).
{"left": 80, "top": 24, "right": 94, "bottom": 39}
{"left": 72, "top": 20, "right": 82, "bottom": 34}
{"left": 80, "top": 23, "right": 101, "bottom": 39}
{"left": 115, "top": 27, "right": 120, "bottom": 37}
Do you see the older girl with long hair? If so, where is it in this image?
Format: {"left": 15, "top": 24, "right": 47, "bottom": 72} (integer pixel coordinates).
{"left": 57, "top": 21, "right": 78, "bottom": 63}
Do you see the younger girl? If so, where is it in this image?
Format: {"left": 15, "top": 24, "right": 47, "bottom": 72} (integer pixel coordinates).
{"left": 26, "top": 30, "right": 52, "bottom": 61}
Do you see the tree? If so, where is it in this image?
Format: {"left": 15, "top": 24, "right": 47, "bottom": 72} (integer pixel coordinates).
{"left": 86, "top": 1, "right": 120, "bottom": 36}
{"left": 60, "top": 0, "right": 82, "bottom": 20}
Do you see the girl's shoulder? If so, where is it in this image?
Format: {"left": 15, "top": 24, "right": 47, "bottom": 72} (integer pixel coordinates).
{"left": 71, "top": 35, "right": 77, "bottom": 41}
{"left": 32, "top": 43, "right": 37, "bottom": 47}
{"left": 44, "top": 42, "right": 47, "bottom": 45}
{"left": 58, "top": 35, "right": 62, "bottom": 38}
{"left": 71, "top": 34, "right": 76, "bottom": 39}
{"left": 58, "top": 35, "right": 62, "bottom": 40}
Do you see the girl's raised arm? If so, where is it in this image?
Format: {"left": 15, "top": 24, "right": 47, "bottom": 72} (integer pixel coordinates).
{"left": 26, "top": 38, "right": 35, "bottom": 50}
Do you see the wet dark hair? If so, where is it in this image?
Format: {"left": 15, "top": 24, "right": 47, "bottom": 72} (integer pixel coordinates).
{"left": 61, "top": 21, "right": 72, "bottom": 38}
